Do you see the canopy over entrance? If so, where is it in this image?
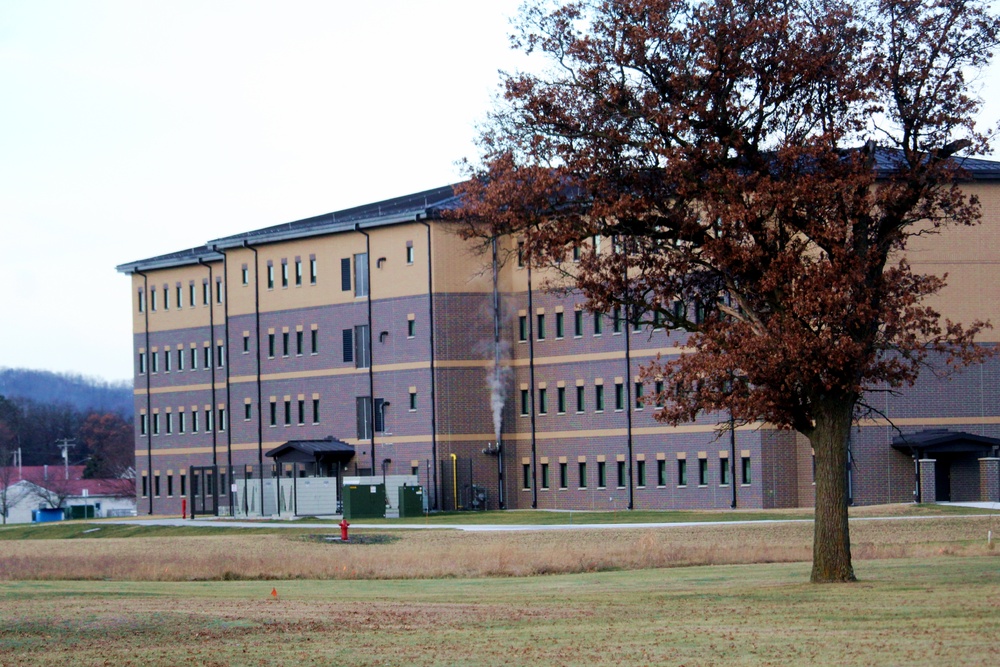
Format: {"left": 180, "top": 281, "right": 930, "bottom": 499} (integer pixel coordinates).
{"left": 891, "top": 429, "right": 1000, "bottom": 457}
{"left": 265, "top": 436, "right": 355, "bottom": 476}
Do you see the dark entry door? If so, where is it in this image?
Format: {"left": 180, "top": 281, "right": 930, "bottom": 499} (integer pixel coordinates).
{"left": 934, "top": 459, "right": 951, "bottom": 502}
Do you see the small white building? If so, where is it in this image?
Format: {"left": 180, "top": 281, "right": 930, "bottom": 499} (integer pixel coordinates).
{"left": 0, "top": 465, "right": 136, "bottom": 524}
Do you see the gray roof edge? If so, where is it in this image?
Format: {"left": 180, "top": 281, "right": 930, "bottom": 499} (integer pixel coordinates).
{"left": 208, "top": 211, "right": 428, "bottom": 250}
{"left": 116, "top": 249, "right": 224, "bottom": 275}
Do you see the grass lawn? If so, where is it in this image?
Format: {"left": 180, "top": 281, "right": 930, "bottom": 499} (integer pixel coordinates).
{"left": 0, "top": 557, "right": 997, "bottom": 666}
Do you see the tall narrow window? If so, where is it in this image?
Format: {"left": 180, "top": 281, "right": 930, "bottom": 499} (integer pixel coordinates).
{"left": 165, "top": 413, "right": 172, "bottom": 434}
{"left": 657, "top": 459, "right": 666, "bottom": 486}
{"left": 152, "top": 413, "right": 160, "bottom": 435}
{"left": 138, "top": 352, "right": 146, "bottom": 374}
{"left": 312, "top": 398, "right": 320, "bottom": 424}
{"left": 282, "top": 332, "right": 289, "bottom": 357}
{"left": 218, "top": 408, "right": 226, "bottom": 432}
{"left": 203, "top": 282, "right": 209, "bottom": 306}
{"left": 216, "top": 280, "right": 223, "bottom": 304}
{"left": 190, "top": 347, "right": 197, "bottom": 370}
{"left": 176, "top": 285, "right": 183, "bottom": 308}
{"left": 574, "top": 310, "right": 583, "bottom": 337}
{"left": 295, "top": 259, "right": 302, "bottom": 285}
{"left": 518, "top": 315, "right": 527, "bottom": 342}
{"left": 699, "top": 458, "right": 708, "bottom": 485}
{"left": 151, "top": 351, "right": 158, "bottom": 373}
{"left": 576, "top": 385, "right": 585, "bottom": 413}
{"left": 354, "top": 253, "right": 369, "bottom": 297}
{"left": 407, "top": 319, "right": 415, "bottom": 338}
{"left": 269, "top": 401, "right": 277, "bottom": 427}
{"left": 557, "top": 386, "right": 566, "bottom": 414}
{"left": 192, "top": 410, "right": 199, "bottom": 433}
{"left": 637, "top": 460, "right": 646, "bottom": 487}
{"left": 243, "top": 333, "right": 250, "bottom": 354}
{"left": 137, "top": 290, "right": 145, "bottom": 313}
{"left": 190, "top": 283, "right": 196, "bottom": 307}
{"left": 281, "top": 261, "right": 288, "bottom": 288}
{"left": 164, "top": 351, "right": 171, "bottom": 372}
{"left": 342, "top": 329, "right": 354, "bottom": 363}
{"left": 203, "top": 346, "right": 210, "bottom": 369}
{"left": 297, "top": 400, "right": 305, "bottom": 425}
{"left": 217, "top": 343, "right": 224, "bottom": 367}
{"left": 311, "top": 328, "right": 319, "bottom": 354}
{"left": 406, "top": 244, "right": 415, "bottom": 264}
{"left": 354, "top": 325, "right": 370, "bottom": 368}
{"left": 519, "top": 389, "right": 529, "bottom": 416}
{"left": 523, "top": 463, "right": 531, "bottom": 489}
{"left": 242, "top": 266, "right": 249, "bottom": 285}
{"left": 341, "top": 257, "right": 351, "bottom": 291}
{"left": 595, "top": 384, "right": 605, "bottom": 412}
{"left": 597, "top": 461, "right": 607, "bottom": 488}
{"left": 615, "top": 382, "right": 624, "bottom": 411}
{"left": 150, "top": 289, "right": 157, "bottom": 312}
{"left": 409, "top": 390, "right": 417, "bottom": 411}
{"left": 163, "top": 287, "right": 169, "bottom": 310}
{"left": 310, "top": 258, "right": 317, "bottom": 284}
{"left": 559, "top": 462, "right": 568, "bottom": 489}
{"left": 634, "top": 382, "right": 644, "bottom": 409}
{"left": 555, "top": 311, "right": 564, "bottom": 338}
{"left": 593, "top": 312, "right": 603, "bottom": 335}
{"left": 296, "top": 330, "right": 303, "bottom": 355}
{"left": 578, "top": 462, "right": 587, "bottom": 488}
{"left": 742, "top": 457, "right": 751, "bottom": 485}
{"left": 268, "top": 333, "right": 275, "bottom": 358}
{"left": 617, "top": 460, "right": 626, "bottom": 487}
{"left": 244, "top": 403, "right": 252, "bottom": 420}
{"left": 612, "top": 306, "right": 622, "bottom": 333}
{"left": 541, "top": 463, "right": 550, "bottom": 489}
{"left": 267, "top": 265, "right": 274, "bottom": 289}
{"left": 537, "top": 314, "right": 546, "bottom": 340}
{"left": 284, "top": 399, "right": 291, "bottom": 426}
{"left": 356, "top": 396, "right": 373, "bottom": 439}
{"left": 538, "top": 388, "right": 547, "bottom": 415}
{"left": 177, "top": 348, "right": 184, "bottom": 371}
{"left": 140, "top": 413, "right": 147, "bottom": 435}
{"left": 178, "top": 412, "right": 186, "bottom": 433}
{"left": 720, "top": 457, "right": 730, "bottom": 485}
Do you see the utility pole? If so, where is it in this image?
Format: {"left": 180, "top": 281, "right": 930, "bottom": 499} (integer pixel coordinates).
{"left": 55, "top": 439, "right": 75, "bottom": 480}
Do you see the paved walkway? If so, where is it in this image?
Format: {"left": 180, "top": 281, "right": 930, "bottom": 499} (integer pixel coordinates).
{"left": 104, "top": 501, "right": 998, "bottom": 533}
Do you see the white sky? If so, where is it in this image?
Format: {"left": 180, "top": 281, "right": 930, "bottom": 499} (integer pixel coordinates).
{"left": 1, "top": 0, "right": 998, "bottom": 384}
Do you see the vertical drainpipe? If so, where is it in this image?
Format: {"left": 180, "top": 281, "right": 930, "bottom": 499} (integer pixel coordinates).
{"left": 213, "top": 245, "right": 234, "bottom": 514}
{"left": 623, "top": 244, "right": 634, "bottom": 511}
{"left": 417, "top": 219, "right": 439, "bottom": 510}
{"left": 527, "top": 260, "right": 538, "bottom": 509}
{"left": 198, "top": 257, "right": 218, "bottom": 472}
{"left": 492, "top": 236, "right": 505, "bottom": 510}
{"left": 355, "top": 224, "right": 376, "bottom": 471}
{"left": 242, "top": 241, "right": 264, "bottom": 511}
{"left": 134, "top": 269, "right": 153, "bottom": 515}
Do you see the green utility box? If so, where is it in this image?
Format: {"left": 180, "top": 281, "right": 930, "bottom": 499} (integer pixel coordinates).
{"left": 398, "top": 485, "right": 425, "bottom": 518}
{"left": 68, "top": 505, "right": 97, "bottom": 519}
{"left": 342, "top": 483, "right": 386, "bottom": 519}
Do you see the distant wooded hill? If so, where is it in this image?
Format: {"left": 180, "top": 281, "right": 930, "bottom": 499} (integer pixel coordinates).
{"left": 0, "top": 368, "right": 133, "bottom": 418}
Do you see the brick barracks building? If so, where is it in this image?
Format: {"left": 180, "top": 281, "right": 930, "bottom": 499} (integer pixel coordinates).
{"left": 118, "top": 162, "right": 1000, "bottom": 517}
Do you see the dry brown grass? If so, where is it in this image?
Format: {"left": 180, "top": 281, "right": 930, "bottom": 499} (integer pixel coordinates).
{"left": 1, "top": 515, "right": 996, "bottom": 581}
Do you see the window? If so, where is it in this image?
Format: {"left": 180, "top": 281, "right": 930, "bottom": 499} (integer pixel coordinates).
{"left": 268, "top": 333, "right": 276, "bottom": 358}
{"left": 190, "top": 283, "right": 196, "bottom": 307}
{"left": 678, "top": 459, "right": 687, "bottom": 486}
{"left": 634, "top": 382, "right": 644, "bottom": 409}
{"left": 152, "top": 413, "right": 160, "bottom": 435}
{"left": 612, "top": 306, "right": 622, "bottom": 333}
{"left": 296, "top": 331, "right": 303, "bottom": 355}
{"left": 354, "top": 253, "right": 369, "bottom": 297}
{"left": 354, "top": 325, "right": 370, "bottom": 368}
{"left": 141, "top": 475, "right": 147, "bottom": 497}
{"left": 578, "top": 462, "right": 587, "bottom": 488}
{"left": 244, "top": 403, "right": 252, "bottom": 420}
{"left": 522, "top": 463, "right": 531, "bottom": 489}
{"left": 406, "top": 245, "right": 415, "bottom": 264}
{"left": 597, "top": 461, "right": 606, "bottom": 488}
{"left": 655, "top": 380, "right": 665, "bottom": 408}
{"left": 284, "top": 399, "right": 291, "bottom": 426}
{"left": 167, "top": 474, "right": 174, "bottom": 497}
{"left": 720, "top": 457, "right": 730, "bottom": 485}
{"left": 312, "top": 398, "right": 320, "bottom": 424}
{"left": 140, "top": 413, "right": 147, "bottom": 435}
{"left": 699, "top": 458, "right": 708, "bottom": 485}
{"left": 192, "top": 410, "right": 199, "bottom": 433}
{"left": 574, "top": 310, "right": 583, "bottom": 337}
{"left": 595, "top": 384, "right": 605, "bottom": 412}
{"left": 203, "top": 346, "right": 210, "bottom": 369}
{"left": 281, "top": 261, "right": 288, "bottom": 288}
{"left": 282, "top": 332, "right": 289, "bottom": 357}
{"left": 541, "top": 463, "right": 549, "bottom": 489}
{"left": 165, "top": 413, "right": 171, "bottom": 435}
{"left": 269, "top": 400, "right": 277, "bottom": 427}
{"left": 520, "top": 389, "right": 529, "bottom": 416}
{"left": 217, "top": 343, "right": 224, "bottom": 367}
{"left": 297, "top": 400, "right": 305, "bottom": 425}
{"left": 137, "top": 290, "right": 145, "bottom": 313}
{"left": 572, "top": 244, "right": 581, "bottom": 261}
{"left": 216, "top": 280, "right": 223, "bottom": 304}
{"left": 138, "top": 352, "right": 146, "bottom": 374}
{"left": 243, "top": 333, "right": 250, "bottom": 354}
{"left": 178, "top": 412, "right": 185, "bottom": 433}
{"left": 742, "top": 456, "right": 751, "bottom": 485}
{"left": 615, "top": 382, "right": 624, "bottom": 411}
{"left": 310, "top": 258, "right": 317, "bottom": 284}
{"left": 617, "top": 460, "right": 626, "bottom": 487}
{"left": 154, "top": 474, "right": 160, "bottom": 497}
{"left": 267, "top": 264, "right": 274, "bottom": 289}
{"left": 355, "top": 396, "right": 382, "bottom": 440}
{"left": 177, "top": 348, "right": 184, "bottom": 371}
{"left": 341, "top": 257, "right": 351, "bottom": 291}
{"left": 555, "top": 311, "right": 564, "bottom": 338}
{"left": 342, "top": 329, "right": 353, "bottom": 363}
{"left": 557, "top": 387, "right": 566, "bottom": 414}
{"left": 407, "top": 319, "right": 415, "bottom": 338}
{"left": 295, "top": 260, "right": 302, "bottom": 286}
{"left": 657, "top": 459, "right": 666, "bottom": 486}
{"left": 218, "top": 408, "right": 226, "bottom": 432}
{"left": 576, "top": 385, "right": 585, "bottom": 413}
{"left": 151, "top": 351, "right": 158, "bottom": 374}
{"left": 517, "top": 241, "right": 525, "bottom": 267}
{"left": 537, "top": 314, "right": 545, "bottom": 340}
{"left": 593, "top": 312, "right": 603, "bottom": 335}
{"left": 311, "top": 328, "right": 318, "bottom": 354}
{"left": 242, "top": 266, "right": 249, "bottom": 285}
{"left": 176, "top": 285, "right": 183, "bottom": 308}
{"left": 409, "top": 390, "right": 417, "bottom": 411}
{"left": 163, "top": 287, "right": 169, "bottom": 310}
{"left": 150, "top": 288, "right": 156, "bottom": 312}
{"left": 538, "top": 388, "right": 547, "bottom": 415}
{"left": 559, "top": 462, "right": 568, "bottom": 489}
{"left": 518, "top": 315, "right": 527, "bottom": 342}
{"left": 636, "top": 460, "right": 646, "bottom": 487}
{"left": 205, "top": 409, "right": 212, "bottom": 432}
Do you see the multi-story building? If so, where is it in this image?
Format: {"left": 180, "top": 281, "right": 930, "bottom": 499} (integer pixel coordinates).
{"left": 118, "top": 165, "right": 1000, "bottom": 516}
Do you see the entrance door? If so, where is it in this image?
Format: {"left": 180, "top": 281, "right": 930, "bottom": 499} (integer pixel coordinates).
{"left": 190, "top": 465, "right": 219, "bottom": 517}
{"left": 934, "top": 459, "right": 951, "bottom": 502}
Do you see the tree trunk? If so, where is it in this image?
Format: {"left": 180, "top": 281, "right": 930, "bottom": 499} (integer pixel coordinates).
{"left": 808, "top": 399, "right": 856, "bottom": 583}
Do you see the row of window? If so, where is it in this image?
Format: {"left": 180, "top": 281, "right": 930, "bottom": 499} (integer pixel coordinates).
{"left": 140, "top": 407, "right": 226, "bottom": 436}
{"left": 522, "top": 456, "right": 751, "bottom": 490}
{"left": 138, "top": 279, "right": 222, "bottom": 313}
{"left": 141, "top": 472, "right": 187, "bottom": 498}
{"left": 517, "top": 303, "right": 704, "bottom": 343}
{"left": 139, "top": 343, "right": 225, "bottom": 374}
{"left": 519, "top": 380, "right": 665, "bottom": 415}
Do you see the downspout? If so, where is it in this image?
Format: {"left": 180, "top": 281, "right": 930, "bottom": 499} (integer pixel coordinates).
{"left": 623, "top": 245, "right": 634, "bottom": 511}
{"left": 197, "top": 257, "right": 218, "bottom": 473}
{"left": 242, "top": 241, "right": 264, "bottom": 512}
{"left": 213, "top": 245, "right": 234, "bottom": 514}
{"left": 527, "top": 261, "right": 538, "bottom": 509}
{"left": 134, "top": 269, "right": 153, "bottom": 515}
{"left": 355, "top": 223, "right": 376, "bottom": 471}
{"left": 417, "top": 219, "right": 439, "bottom": 510}
{"left": 492, "top": 236, "right": 504, "bottom": 510}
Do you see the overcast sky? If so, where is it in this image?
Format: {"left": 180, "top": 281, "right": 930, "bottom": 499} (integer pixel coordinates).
{"left": 1, "top": 0, "right": 999, "bottom": 385}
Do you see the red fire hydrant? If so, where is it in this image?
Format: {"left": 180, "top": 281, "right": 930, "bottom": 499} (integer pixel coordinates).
{"left": 339, "top": 518, "right": 350, "bottom": 541}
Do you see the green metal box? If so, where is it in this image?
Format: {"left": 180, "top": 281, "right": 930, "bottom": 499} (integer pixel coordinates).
{"left": 398, "top": 485, "right": 424, "bottom": 518}
{"left": 342, "top": 483, "right": 386, "bottom": 519}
